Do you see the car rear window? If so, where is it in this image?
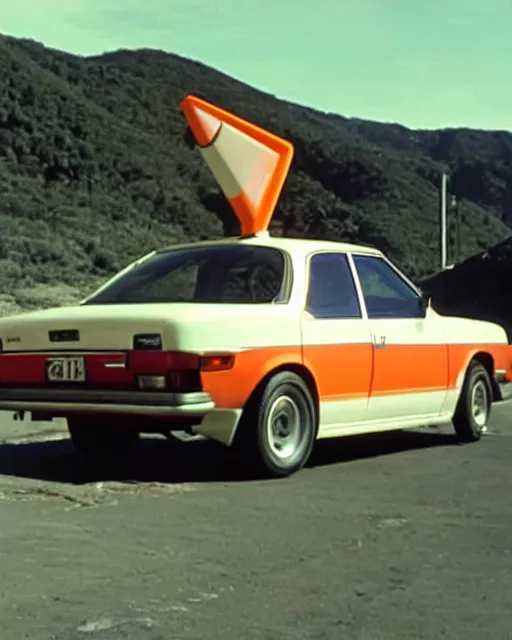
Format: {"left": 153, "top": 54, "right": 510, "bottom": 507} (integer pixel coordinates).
{"left": 85, "top": 244, "right": 286, "bottom": 305}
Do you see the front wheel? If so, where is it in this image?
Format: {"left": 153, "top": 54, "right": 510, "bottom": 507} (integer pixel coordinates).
{"left": 67, "top": 416, "right": 140, "bottom": 460}
{"left": 453, "top": 361, "right": 492, "bottom": 442}
{"left": 237, "top": 371, "right": 317, "bottom": 478}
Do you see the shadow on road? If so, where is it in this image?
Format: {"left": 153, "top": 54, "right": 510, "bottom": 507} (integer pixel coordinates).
{"left": 309, "top": 428, "right": 457, "bottom": 468}
{"left": 0, "top": 427, "right": 458, "bottom": 486}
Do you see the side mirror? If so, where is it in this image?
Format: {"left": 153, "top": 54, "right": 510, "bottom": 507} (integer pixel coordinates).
{"left": 419, "top": 291, "right": 431, "bottom": 316}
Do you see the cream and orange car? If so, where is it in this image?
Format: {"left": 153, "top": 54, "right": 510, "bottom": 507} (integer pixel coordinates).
{"left": 0, "top": 95, "right": 511, "bottom": 477}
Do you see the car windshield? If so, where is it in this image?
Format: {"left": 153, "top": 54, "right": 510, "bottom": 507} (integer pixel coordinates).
{"left": 84, "top": 244, "right": 287, "bottom": 305}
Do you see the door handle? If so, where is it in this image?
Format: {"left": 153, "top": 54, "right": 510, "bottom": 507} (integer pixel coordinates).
{"left": 373, "top": 334, "right": 387, "bottom": 349}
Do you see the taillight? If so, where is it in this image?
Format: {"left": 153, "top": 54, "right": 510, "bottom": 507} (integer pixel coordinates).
{"left": 133, "top": 351, "right": 235, "bottom": 392}
{"left": 200, "top": 354, "right": 235, "bottom": 372}
{"left": 137, "top": 375, "right": 166, "bottom": 390}
{"left": 167, "top": 370, "right": 202, "bottom": 392}
{"left": 136, "top": 371, "right": 201, "bottom": 392}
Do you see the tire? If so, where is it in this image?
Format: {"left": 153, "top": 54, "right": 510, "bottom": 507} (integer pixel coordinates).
{"left": 237, "top": 371, "right": 317, "bottom": 478}
{"left": 453, "top": 361, "right": 493, "bottom": 442}
{"left": 67, "top": 416, "right": 139, "bottom": 460}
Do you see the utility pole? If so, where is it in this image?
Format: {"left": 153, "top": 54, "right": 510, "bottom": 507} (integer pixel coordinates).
{"left": 451, "top": 194, "right": 461, "bottom": 263}
{"left": 440, "top": 172, "right": 448, "bottom": 270}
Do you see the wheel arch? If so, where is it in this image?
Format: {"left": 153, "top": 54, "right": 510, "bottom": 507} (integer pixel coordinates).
{"left": 452, "top": 350, "right": 498, "bottom": 409}
{"left": 453, "top": 351, "right": 496, "bottom": 442}
{"left": 242, "top": 362, "right": 320, "bottom": 429}
{"left": 471, "top": 351, "right": 499, "bottom": 401}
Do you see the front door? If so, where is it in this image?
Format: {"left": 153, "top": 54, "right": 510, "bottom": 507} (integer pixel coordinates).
{"left": 300, "top": 252, "right": 373, "bottom": 431}
{"left": 351, "top": 254, "right": 449, "bottom": 422}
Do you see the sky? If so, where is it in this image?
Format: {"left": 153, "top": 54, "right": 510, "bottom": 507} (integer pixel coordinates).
{"left": 2, "top": 0, "right": 511, "bottom": 131}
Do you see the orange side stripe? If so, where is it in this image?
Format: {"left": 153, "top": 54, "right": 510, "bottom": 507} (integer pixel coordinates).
{"left": 201, "top": 346, "right": 303, "bottom": 409}
{"left": 448, "top": 343, "right": 512, "bottom": 386}
{"left": 200, "top": 343, "right": 512, "bottom": 410}
{"left": 302, "top": 343, "right": 373, "bottom": 400}
{"left": 370, "top": 344, "right": 449, "bottom": 394}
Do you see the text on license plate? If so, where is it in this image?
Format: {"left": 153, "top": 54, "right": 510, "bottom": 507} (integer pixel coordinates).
{"left": 46, "top": 356, "right": 86, "bottom": 382}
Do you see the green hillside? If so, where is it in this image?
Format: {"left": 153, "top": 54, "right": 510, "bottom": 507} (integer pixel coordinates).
{"left": 0, "top": 33, "right": 511, "bottom": 313}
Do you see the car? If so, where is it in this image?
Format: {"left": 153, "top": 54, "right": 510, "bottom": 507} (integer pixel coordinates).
{"left": 0, "top": 94, "right": 511, "bottom": 478}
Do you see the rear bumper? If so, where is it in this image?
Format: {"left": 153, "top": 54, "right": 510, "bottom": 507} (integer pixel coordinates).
{"left": 494, "top": 369, "right": 512, "bottom": 402}
{"left": 0, "top": 388, "right": 215, "bottom": 417}
{"left": 498, "top": 382, "right": 512, "bottom": 402}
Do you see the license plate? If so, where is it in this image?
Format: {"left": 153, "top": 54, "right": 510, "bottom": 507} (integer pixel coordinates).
{"left": 46, "top": 356, "right": 86, "bottom": 383}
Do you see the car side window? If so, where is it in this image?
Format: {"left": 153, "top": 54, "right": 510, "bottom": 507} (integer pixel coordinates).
{"left": 352, "top": 255, "right": 422, "bottom": 319}
{"left": 306, "top": 253, "right": 361, "bottom": 319}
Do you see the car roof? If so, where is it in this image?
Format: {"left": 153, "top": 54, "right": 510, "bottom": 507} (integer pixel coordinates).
{"left": 157, "top": 234, "right": 383, "bottom": 259}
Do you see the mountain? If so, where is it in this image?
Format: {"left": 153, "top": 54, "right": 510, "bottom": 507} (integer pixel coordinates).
{"left": 0, "top": 33, "right": 511, "bottom": 315}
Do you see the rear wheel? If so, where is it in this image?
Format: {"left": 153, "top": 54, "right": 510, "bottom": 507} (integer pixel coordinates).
{"left": 453, "top": 361, "right": 492, "bottom": 442}
{"left": 67, "top": 416, "right": 140, "bottom": 459}
{"left": 237, "top": 371, "right": 317, "bottom": 478}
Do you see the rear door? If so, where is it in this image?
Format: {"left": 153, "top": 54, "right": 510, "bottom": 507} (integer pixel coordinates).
{"left": 351, "top": 253, "right": 449, "bottom": 421}
{"left": 300, "top": 252, "right": 373, "bottom": 431}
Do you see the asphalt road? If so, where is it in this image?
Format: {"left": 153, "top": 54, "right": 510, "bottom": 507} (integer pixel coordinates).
{"left": 1, "top": 406, "right": 512, "bottom": 640}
